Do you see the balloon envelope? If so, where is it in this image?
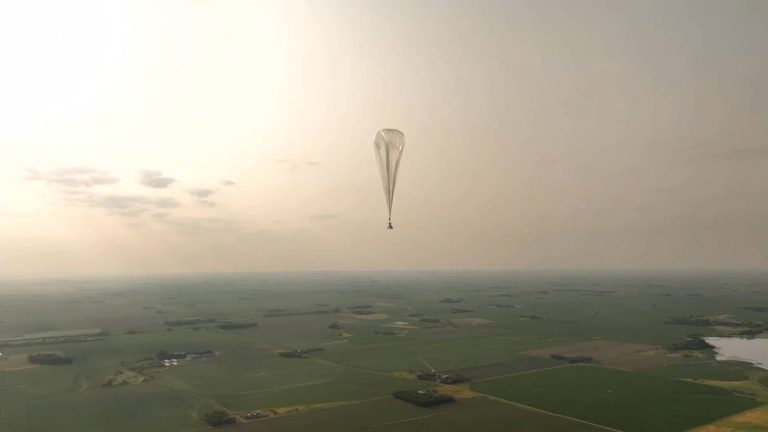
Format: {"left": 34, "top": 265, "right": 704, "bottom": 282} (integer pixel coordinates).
{"left": 373, "top": 129, "right": 405, "bottom": 227}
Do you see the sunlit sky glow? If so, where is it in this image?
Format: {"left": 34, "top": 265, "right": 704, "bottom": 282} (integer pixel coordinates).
{"left": 1, "top": 0, "right": 767, "bottom": 276}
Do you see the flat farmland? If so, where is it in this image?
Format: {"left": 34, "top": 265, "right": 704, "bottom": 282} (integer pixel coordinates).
{"left": 522, "top": 339, "right": 679, "bottom": 370}
{"left": 471, "top": 365, "right": 761, "bottom": 432}
{"left": 217, "top": 396, "right": 610, "bottom": 432}
{"left": 444, "top": 354, "right": 561, "bottom": 379}
{"left": 316, "top": 331, "right": 573, "bottom": 372}
{"left": 649, "top": 361, "right": 751, "bottom": 382}
{"left": 3, "top": 272, "right": 768, "bottom": 432}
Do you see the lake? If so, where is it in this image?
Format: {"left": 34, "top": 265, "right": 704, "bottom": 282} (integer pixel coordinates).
{"left": 706, "top": 337, "right": 768, "bottom": 370}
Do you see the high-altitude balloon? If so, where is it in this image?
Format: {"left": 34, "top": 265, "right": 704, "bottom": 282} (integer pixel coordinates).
{"left": 373, "top": 129, "right": 405, "bottom": 229}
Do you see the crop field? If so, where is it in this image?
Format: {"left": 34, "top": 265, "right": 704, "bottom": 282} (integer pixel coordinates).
{"left": 649, "top": 361, "right": 752, "bottom": 382}
{"left": 1, "top": 271, "right": 768, "bottom": 432}
{"left": 471, "top": 365, "right": 761, "bottom": 432}
{"left": 521, "top": 339, "right": 678, "bottom": 370}
{"left": 216, "top": 397, "right": 609, "bottom": 432}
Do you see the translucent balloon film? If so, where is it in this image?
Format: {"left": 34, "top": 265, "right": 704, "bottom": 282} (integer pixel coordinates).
{"left": 373, "top": 129, "right": 405, "bottom": 225}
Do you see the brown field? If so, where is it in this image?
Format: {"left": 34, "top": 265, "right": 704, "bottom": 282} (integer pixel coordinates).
{"left": 691, "top": 404, "right": 768, "bottom": 432}
{"left": 434, "top": 385, "right": 480, "bottom": 399}
{"left": 522, "top": 340, "right": 679, "bottom": 370}
{"left": 0, "top": 354, "right": 39, "bottom": 371}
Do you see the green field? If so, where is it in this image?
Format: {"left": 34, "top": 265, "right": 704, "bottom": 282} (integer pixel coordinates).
{"left": 649, "top": 361, "right": 751, "bottom": 382}
{"left": 1, "top": 271, "right": 767, "bottom": 431}
{"left": 471, "top": 365, "right": 761, "bottom": 432}
{"left": 217, "top": 397, "right": 608, "bottom": 432}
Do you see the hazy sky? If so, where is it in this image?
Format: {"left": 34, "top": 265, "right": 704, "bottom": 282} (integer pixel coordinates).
{"left": 1, "top": 0, "right": 767, "bottom": 276}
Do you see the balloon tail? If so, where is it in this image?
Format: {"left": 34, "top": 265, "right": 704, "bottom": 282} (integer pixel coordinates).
{"left": 387, "top": 220, "right": 394, "bottom": 230}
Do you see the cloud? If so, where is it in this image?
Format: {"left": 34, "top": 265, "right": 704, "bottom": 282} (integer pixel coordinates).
{"left": 222, "top": 180, "right": 236, "bottom": 186}
{"left": 197, "top": 200, "right": 216, "bottom": 207}
{"left": 27, "top": 167, "right": 119, "bottom": 187}
{"left": 188, "top": 188, "right": 216, "bottom": 198}
{"left": 306, "top": 161, "right": 320, "bottom": 167}
{"left": 69, "top": 193, "right": 180, "bottom": 217}
{"left": 139, "top": 170, "right": 176, "bottom": 188}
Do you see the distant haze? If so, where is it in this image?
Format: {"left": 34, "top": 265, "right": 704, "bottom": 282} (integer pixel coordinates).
{"left": 1, "top": 0, "right": 767, "bottom": 275}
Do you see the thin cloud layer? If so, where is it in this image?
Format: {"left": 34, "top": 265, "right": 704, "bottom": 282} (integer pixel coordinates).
{"left": 139, "top": 170, "right": 176, "bottom": 189}
{"left": 188, "top": 188, "right": 216, "bottom": 198}
{"left": 69, "top": 193, "right": 180, "bottom": 217}
{"left": 27, "top": 167, "right": 119, "bottom": 188}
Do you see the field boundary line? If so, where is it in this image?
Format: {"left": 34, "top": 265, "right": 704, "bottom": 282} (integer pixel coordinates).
{"left": 473, "top": 364, "right": 570, "bottom": 382}
{"left": 368, "top": 411, "right": 450, "bottom": 427}
{"left": 476, "top": 393, "right": 624, "bottom": 432}
{"left": 201, "top": 396, "right": 389, "bottom": 431}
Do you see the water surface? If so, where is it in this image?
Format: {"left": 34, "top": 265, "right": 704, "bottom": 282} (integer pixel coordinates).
{"left": 706, "top": 337, "right": 768, "bottom": 370}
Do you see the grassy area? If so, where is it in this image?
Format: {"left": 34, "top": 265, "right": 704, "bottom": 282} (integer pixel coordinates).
{"left": 471, "top": 365, "right": 760, "bottom": 432}
{"left": 649, "top": 361, "right": 751, "bottom": 382}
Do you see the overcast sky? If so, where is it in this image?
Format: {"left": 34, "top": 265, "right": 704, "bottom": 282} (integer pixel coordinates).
{"left": 1, "top": 0, "right": 767, "bottom": 276}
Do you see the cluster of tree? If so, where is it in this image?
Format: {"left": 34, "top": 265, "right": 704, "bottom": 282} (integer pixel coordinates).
{"left": 392, "top": 390, "right": 454, "bottom": 407}
{"left": 155, "top": 350, "right": 216, "bottom": 361}
{"left": 28, "top": 353, "right": 73, "bottom": 365}
{"left": 489, "top": 304, "right": 516, "bottom": 309}
{"left": 439, "top": 298, "right": 464, "bottom": 304}
{"left": 263, "top": 308, "right": 341, "bottom": 318}
{"left": 217, "top": 320, "right": 258, "bottom": 330}
{"left": 449, "top": 308, "right": 473, "bottom": 314}
{"left": 374, "top": 330, "right": 399, "bottom": 336}
{"left": 665, "top": 316, "right": 763, "bottom": 329}
{"left": 156, "top": 350, "right": 186, "bottom": 361}
{"left": 519, "top": 314, "right": 543, "bottom": 320}
{"left": 419, "top": 317, "right": 441, "bottom": 323}
{"left": 736, "top": 328, "right": 764, "bottom": 337}
{"left": 350, "top": 310, "right": 378, "bottom": 316}
{"left": 743, "top": 306, "right": 768, "bottom": 313}
{"left": 347, "top": 304, "right": 373, "bottom": 310}
{"left": 164, "top": 318, "right": 217, "bottom": 326}
{"left": 279, "top": 347, "right": 324, "bottom": 359}
{"left": 668, "top": 337, "right": 714, "bottom": 351}
{"left": 550, "top": 354, "right": 594, "bottom": 364}
{"left": 203, "top": 410, "right": 236, "bottom": 427}
{"left": 328, "top": 322, "right": 342, "bottom": 330}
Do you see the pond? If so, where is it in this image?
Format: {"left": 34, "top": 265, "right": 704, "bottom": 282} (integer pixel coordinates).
{"left": 705, "top": 337, "right": 768, "bottom": 370}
